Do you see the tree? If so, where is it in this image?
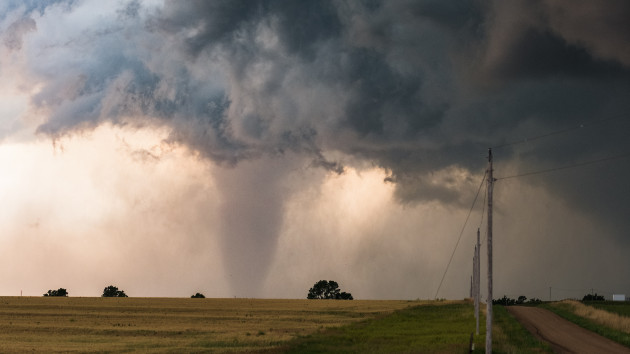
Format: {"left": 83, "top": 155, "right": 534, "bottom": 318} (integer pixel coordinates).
{"left": 191, "top": 293, "right": 205, "bottom": 298}
{"left": 517, "top": 295, "right": 527, "bottom": 304}
{"left": 307, "top": 280, "right": 353, "bottom": 300}
{"left": 102, "top": 285, "right": 128, "bottom": 297}
{"left": 493, "top": 295, "right": 516, "bottom": 306}
{"left": 338, "top": 292, "right": 354, "bottom": 300}
{"left": 527, "top": 297, "right": 542, "bottom": 304}
{"left": 43, "top": 288, "right": 68, "bottom": 297}
{"left": 582, "top": 293, "right": 605, "bottom": 301}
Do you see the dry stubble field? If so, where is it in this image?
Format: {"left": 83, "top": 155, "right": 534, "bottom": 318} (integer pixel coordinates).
{"left": 0, "top": 296, "right": 417, "bottom": 352}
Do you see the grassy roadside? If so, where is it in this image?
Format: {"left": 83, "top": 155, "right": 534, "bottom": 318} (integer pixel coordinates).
{"left": 492, "top": 305, "right": 552, "bottom": 353}
{"left": 541, "top": 301, "right": 630, "bottom": 348}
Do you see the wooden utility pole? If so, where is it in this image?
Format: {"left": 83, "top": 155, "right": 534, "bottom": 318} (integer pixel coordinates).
{"left": 486, "top": 148, "right": 494, "bottom": 354}
{"left": 475, "top": 228, "right": 480, "bottom": 336}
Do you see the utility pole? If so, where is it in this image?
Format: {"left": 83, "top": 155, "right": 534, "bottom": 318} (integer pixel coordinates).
{"left": 472, "top": 236, "right": 477, "bottom": 303}
{"left": 475, "top": 228, "right": 480, "bottom": 336}
{"left": 486, "top": 148, "right": 494, "bottom": 354}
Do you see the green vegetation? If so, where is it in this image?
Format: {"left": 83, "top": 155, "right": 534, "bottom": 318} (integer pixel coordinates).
{"left": 588, "top": 301, "right": 630, "bottom": 317}
{"left": 542, "top": 301, "right": 630, "bottom": 348}
{"left": 492, "top": 305, "right": 552, "bottom": 353}
{"left": 284, "top": 301, "right": 483, "bottom": 353}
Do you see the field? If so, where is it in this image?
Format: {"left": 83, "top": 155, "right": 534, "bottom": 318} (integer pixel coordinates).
{"left": 285, "top": 301, "right": 484, "bottom": 353}
{"left": 0, "top": 297, "right": 414, "bottom": 352}
{"left": 587, "top": 301, "right": 630, "bottom": 318}
{"left": 0, "top": 297, "right": 550, "bottom": 353}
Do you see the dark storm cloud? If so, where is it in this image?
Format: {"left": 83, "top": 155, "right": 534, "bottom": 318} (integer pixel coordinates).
{"left": 476, "top": 1, "right": 630, "bottom": 239}
{"left": 15, "top": 0, "right": 630, "bottom": 215}
{"left": 156, "top": 0, "right": 342, "bottom": 59}
{"left": 8, "top": 0, "right": 630, "bottom": 198}
{"left": 487, "top": 28, "right": 629, "bottom": 79}
{"left": 540, "top": 0, "right": 630, "bottom": 67}
{"left": 5, "top": 0, "right": 630, "bottom": 296}
{"left": 155, "top": 0, "right": 262, "bottom": 56}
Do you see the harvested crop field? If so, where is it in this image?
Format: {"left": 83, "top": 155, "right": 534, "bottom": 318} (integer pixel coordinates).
{"left": 0, "top": 297, "right": 416, "bottom": 352}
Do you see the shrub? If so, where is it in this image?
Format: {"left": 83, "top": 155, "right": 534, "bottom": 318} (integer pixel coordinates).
{"left": 102, "top": 285, "right": 128, "bottom": 297}
{"left": 43, "top": 288, "right": 68, "bottom": 297}
{"left": 582, "top": 293, "right": 605, "bottom": 301}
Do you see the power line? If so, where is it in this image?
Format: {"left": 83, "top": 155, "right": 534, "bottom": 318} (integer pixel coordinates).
{"left": 434, "top": 170, "right": 487, "bottom": 299}
{"left": 492, "top": 112, "right": 630, "bottom": 150}
{"left": 496, "top": 152, "right": 630, "bottom": 180}
{"left": 493, "top": 124, "right": 585, "bottom": 149}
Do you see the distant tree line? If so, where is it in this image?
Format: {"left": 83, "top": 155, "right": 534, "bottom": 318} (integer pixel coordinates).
{"left": 494, "top": 292, "right": 608, "bottom": 305}
{"left": 42, "top": 286, "right": 208, "bottom": 298}
{"left": 42, "top": 286, "right": 129, "bottom": 297}
{"left": 492, "top": 295, "right": 541, "bottom": 306}
{"left": 582, "top": 293, "right": 605, "bottom": 301}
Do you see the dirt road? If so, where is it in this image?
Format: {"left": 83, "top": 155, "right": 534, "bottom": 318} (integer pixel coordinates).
{"left": 507, "top": 306, "right": 630, "bottom": 353}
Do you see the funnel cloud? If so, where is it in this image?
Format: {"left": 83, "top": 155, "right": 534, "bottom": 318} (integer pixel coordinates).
{"left": 0, "top": 0, "right": 629, "bottom": 299}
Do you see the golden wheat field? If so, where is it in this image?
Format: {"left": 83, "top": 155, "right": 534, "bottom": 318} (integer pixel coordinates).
{"left": 0, "top": 296, "right": 418, "bottom": 353}
{"left": 559, "top": 300, "right": 630, "bottom": 334}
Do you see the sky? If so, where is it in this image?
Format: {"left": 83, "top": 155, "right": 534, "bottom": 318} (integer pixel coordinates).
{"left": 1, "top": 0, "right": 629, "bottom": 300}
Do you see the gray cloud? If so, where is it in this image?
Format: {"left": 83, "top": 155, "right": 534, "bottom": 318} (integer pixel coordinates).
{"left": 2, "top": 17, "right": 36, "bottom": 50}
{"left": 2, "top": 0, "right": 630, "bottom": 298}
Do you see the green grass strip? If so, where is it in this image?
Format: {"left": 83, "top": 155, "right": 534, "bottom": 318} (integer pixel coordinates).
{"left": 586, "top": 301, "right": 630, "bottom": 317}
{"left": 541, "top": 302, "right": 630, "bottom": 348}
{"left": 492, "top": 305, "right": 552, "bottom": 353}
{"left": 282, "top": 302, "right": 480, "bottom": 353}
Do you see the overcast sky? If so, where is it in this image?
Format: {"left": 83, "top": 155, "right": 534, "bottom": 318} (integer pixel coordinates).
{"left": 1, "top": 0, "right": 629, "bottom": 300}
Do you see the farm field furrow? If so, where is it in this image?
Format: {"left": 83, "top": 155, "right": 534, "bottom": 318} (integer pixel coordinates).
{"left": 0, "top": 297, "right": 415, "bottom": 352}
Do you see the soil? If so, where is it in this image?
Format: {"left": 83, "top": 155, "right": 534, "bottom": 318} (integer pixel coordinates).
{"left": 507, "top": 306, "right": 630, "bottom": 354}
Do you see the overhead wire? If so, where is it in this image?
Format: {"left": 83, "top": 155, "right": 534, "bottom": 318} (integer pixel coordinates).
{"left": 434, "top": 169, "right": 487, "bottom": 299}
{"left": 496, "top": 151, "right": 630, "bottom": 180}
{"left": 492, "top": 112, "right": 630, "bottom": 150}
{"left": 493, "top": 125, "right": 586, "bottom": 149}
{"left": 434, "top": 111, "right": 629, "bottom": 299}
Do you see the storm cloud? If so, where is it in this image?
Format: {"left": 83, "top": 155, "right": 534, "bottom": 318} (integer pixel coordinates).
{"left": 1, "top": 0, "right": 629, "bottom": 299}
